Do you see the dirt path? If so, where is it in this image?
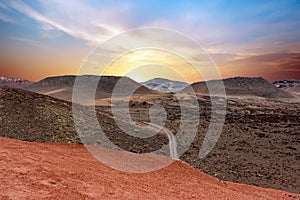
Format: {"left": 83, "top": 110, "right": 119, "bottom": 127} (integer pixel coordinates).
{"left": 0, "top": 137, "right": 299, "bottom": 200}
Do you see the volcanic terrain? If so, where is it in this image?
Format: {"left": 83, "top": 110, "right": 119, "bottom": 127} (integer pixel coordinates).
{"left": 1, "top": 76, "right": 300, "bottom": 196}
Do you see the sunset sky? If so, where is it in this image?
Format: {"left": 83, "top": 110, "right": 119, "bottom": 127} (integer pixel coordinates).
{"left": 1, "top": 0, "right": 300, "bottom": 82}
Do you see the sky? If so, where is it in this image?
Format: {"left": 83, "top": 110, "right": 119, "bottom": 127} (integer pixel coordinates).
{"left": 0, "top": 0, "right": 300, "bottom": 83}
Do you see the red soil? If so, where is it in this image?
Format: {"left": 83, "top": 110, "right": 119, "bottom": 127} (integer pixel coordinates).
{"left": 0, "top": 137, "right": 299, "bottom": 200}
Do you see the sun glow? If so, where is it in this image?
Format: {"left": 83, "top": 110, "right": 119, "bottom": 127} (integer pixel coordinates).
{"left": 101, "top": 49, "right": 203, "bottom": 83}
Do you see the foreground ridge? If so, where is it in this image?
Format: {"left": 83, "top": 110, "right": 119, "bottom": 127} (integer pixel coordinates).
{"left": 0, "top": 137, "right": 299, "bottom": 200}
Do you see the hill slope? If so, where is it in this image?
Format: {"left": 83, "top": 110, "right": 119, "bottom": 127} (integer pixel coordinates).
{"left": 1, "top": 137, "right": 299, "bottom": 199}
{"left": 182, "top": 77, "right": 294, "bottom": 98}
{"left": 0, "top": 86, "right": 81, "bottom": 143}
{"left": 26, "top": 75, "right": 158, "bottom": 102}
{"left": 0, "top": 86, "right": 167, "bottom": 150}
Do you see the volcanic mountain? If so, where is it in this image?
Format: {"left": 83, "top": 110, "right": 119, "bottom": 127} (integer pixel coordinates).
{"left": 141, "top": 78, "right": 189, "bottom": 93}
{"left": 181, "top": 77, "right": 294, "bottom": 98}
{"left": 25, "top": 75, "right": 158, "bottom": 103}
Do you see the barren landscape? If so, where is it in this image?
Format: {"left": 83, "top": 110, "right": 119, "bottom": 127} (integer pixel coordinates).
{"left": 1, "top": 1, "right": 300, "bottom": 199}
{"left": 1, "top": 75, "right": 300, "bottom": 198}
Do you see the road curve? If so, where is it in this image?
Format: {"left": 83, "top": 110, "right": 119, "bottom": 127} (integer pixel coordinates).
{"left": 146, "top": 122, "right": 179, "bottom": 159}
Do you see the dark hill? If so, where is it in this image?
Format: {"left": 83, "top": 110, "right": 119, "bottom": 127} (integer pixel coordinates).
{"left": 181, "top": 77, "right": 294, "bottom": 98}
{"left": 0, "top": 86, "right": 166, "bottom": 150}
{"left": 25, "top": 75, "right": 158, "bottom": 102}
{"left": 0, "top": 86, "right": 82, "bottom": 143}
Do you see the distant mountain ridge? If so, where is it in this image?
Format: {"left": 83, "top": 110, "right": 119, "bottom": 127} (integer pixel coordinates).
{"left": 2, "top": 75, "right": 297, "bottom": 99}
{"left": 181, "top": 77, "right": 294, "bottom": 98}
{"left": 273, "top": 80, "right": 300, "bottom": 88}
{"left": 273, "top": 80, "right": 300, "bottom": 98}
{"left": 0, "top": 76, "right": 33, "bottom": 88}
{"left": 141, "top": 78, "right": 189, "bottom": 92}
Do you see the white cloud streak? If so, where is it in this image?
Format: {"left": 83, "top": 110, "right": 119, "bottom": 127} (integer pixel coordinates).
{"left": 7, "top": 0, "right": 128, "bottom": 44}
{"left": 10, "top": 36, "right": 43, "bottom": 47}
{"left": 0, "top": 13, "right": 14, "bottom": 23}
{"left": 4, "top": 0, "right": 300, "bottom": 64}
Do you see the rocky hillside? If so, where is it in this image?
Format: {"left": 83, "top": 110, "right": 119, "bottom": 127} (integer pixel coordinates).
{"left": 0, "top": 86, "right": 81, "bottom": 143}
{"left": 181, "top": 77, "right": 294, "bottom": 98}
{"left": 26, "top": 75, "right": 158, "bottom": 102}
{"left": 0, "top": 86, "right": 166, "bottom": 151}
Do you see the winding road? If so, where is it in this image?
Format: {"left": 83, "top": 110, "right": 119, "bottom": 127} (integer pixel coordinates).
{"left": 146, "top": 122, "right": 179, "bottom": 159}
